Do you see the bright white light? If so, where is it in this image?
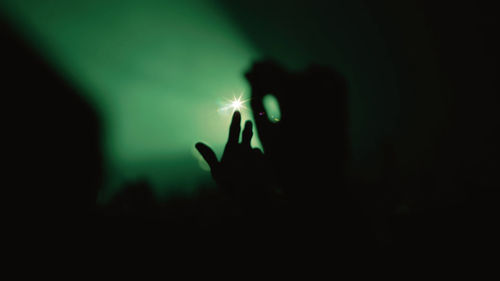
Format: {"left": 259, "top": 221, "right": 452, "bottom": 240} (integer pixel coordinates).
{"left": 218, "top": 94, "right": 249, "bottom": 114}
{"left": 231, "top": 97, "right": 243, "bottom": 111}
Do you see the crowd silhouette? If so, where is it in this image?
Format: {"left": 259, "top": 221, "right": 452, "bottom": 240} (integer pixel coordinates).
{"left": 2, "top": 5, "right": 498, "bottom": 265}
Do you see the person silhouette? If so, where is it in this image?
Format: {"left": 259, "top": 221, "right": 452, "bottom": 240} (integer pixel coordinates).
{"left": 196, "top": 60, "right": 376, "bottom": 257}
{"left": 245, "top": 60, "right": 349, "bottom": 202}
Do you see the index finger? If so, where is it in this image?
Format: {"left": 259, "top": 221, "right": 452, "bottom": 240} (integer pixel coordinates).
{"left": 227, "top": 110, "right": 241, "bottom": 145}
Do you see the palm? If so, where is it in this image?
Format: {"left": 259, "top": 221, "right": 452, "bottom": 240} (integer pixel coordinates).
{"left": 196, "top": 111, "right": 267, "bottom": 198}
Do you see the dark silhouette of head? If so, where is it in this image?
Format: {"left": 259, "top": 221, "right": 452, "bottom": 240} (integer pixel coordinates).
{"left": 1, "top": 18, "right": 103, "bottom": 221}
{"left": 246, "top": 60, "right": 348, "bottom": 201}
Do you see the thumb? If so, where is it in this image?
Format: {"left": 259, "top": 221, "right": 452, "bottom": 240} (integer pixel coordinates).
{"left": 195, "top": 142, "right": 218, "bottom": 171}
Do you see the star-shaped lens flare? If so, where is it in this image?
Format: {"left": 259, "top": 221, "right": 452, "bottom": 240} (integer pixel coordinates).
{"left": 231, "top": 97, "right": 244, "bottom": 111}
{"left": 218, "top": 94, "right": 249, "bottom": 114}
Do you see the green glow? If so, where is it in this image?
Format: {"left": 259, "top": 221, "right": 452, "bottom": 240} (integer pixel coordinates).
{"left": 1, "top": 0, "right": 260, "bottom": 201}
{"left": 263, "top": 94, "right": 281, "bottom": 123}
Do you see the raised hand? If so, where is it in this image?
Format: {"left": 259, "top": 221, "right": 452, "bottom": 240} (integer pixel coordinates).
{"left": 195, "top": 111, "right": 268, "bottom": 199}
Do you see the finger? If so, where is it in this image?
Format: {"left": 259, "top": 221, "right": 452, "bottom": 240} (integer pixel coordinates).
{"left": 195, "top": 142, "right": 218, "bottom": 170}
{"left": 227, "top": 110, "right": 241, "bottom": 145}
{"left": 241, "top": 120, "right": 253, "bottom": 147}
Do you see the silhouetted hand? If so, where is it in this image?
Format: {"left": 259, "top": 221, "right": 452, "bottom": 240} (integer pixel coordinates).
{"left": 196, "top": 111, "right": 268, "bottom": 200}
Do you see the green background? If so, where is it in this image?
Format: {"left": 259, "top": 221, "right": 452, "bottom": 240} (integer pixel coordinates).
{"left": 1, "top": 0, "right": 264, "bottom": 202}
{"left": 2, "top": 0, "right": 467, "bottom": 205}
